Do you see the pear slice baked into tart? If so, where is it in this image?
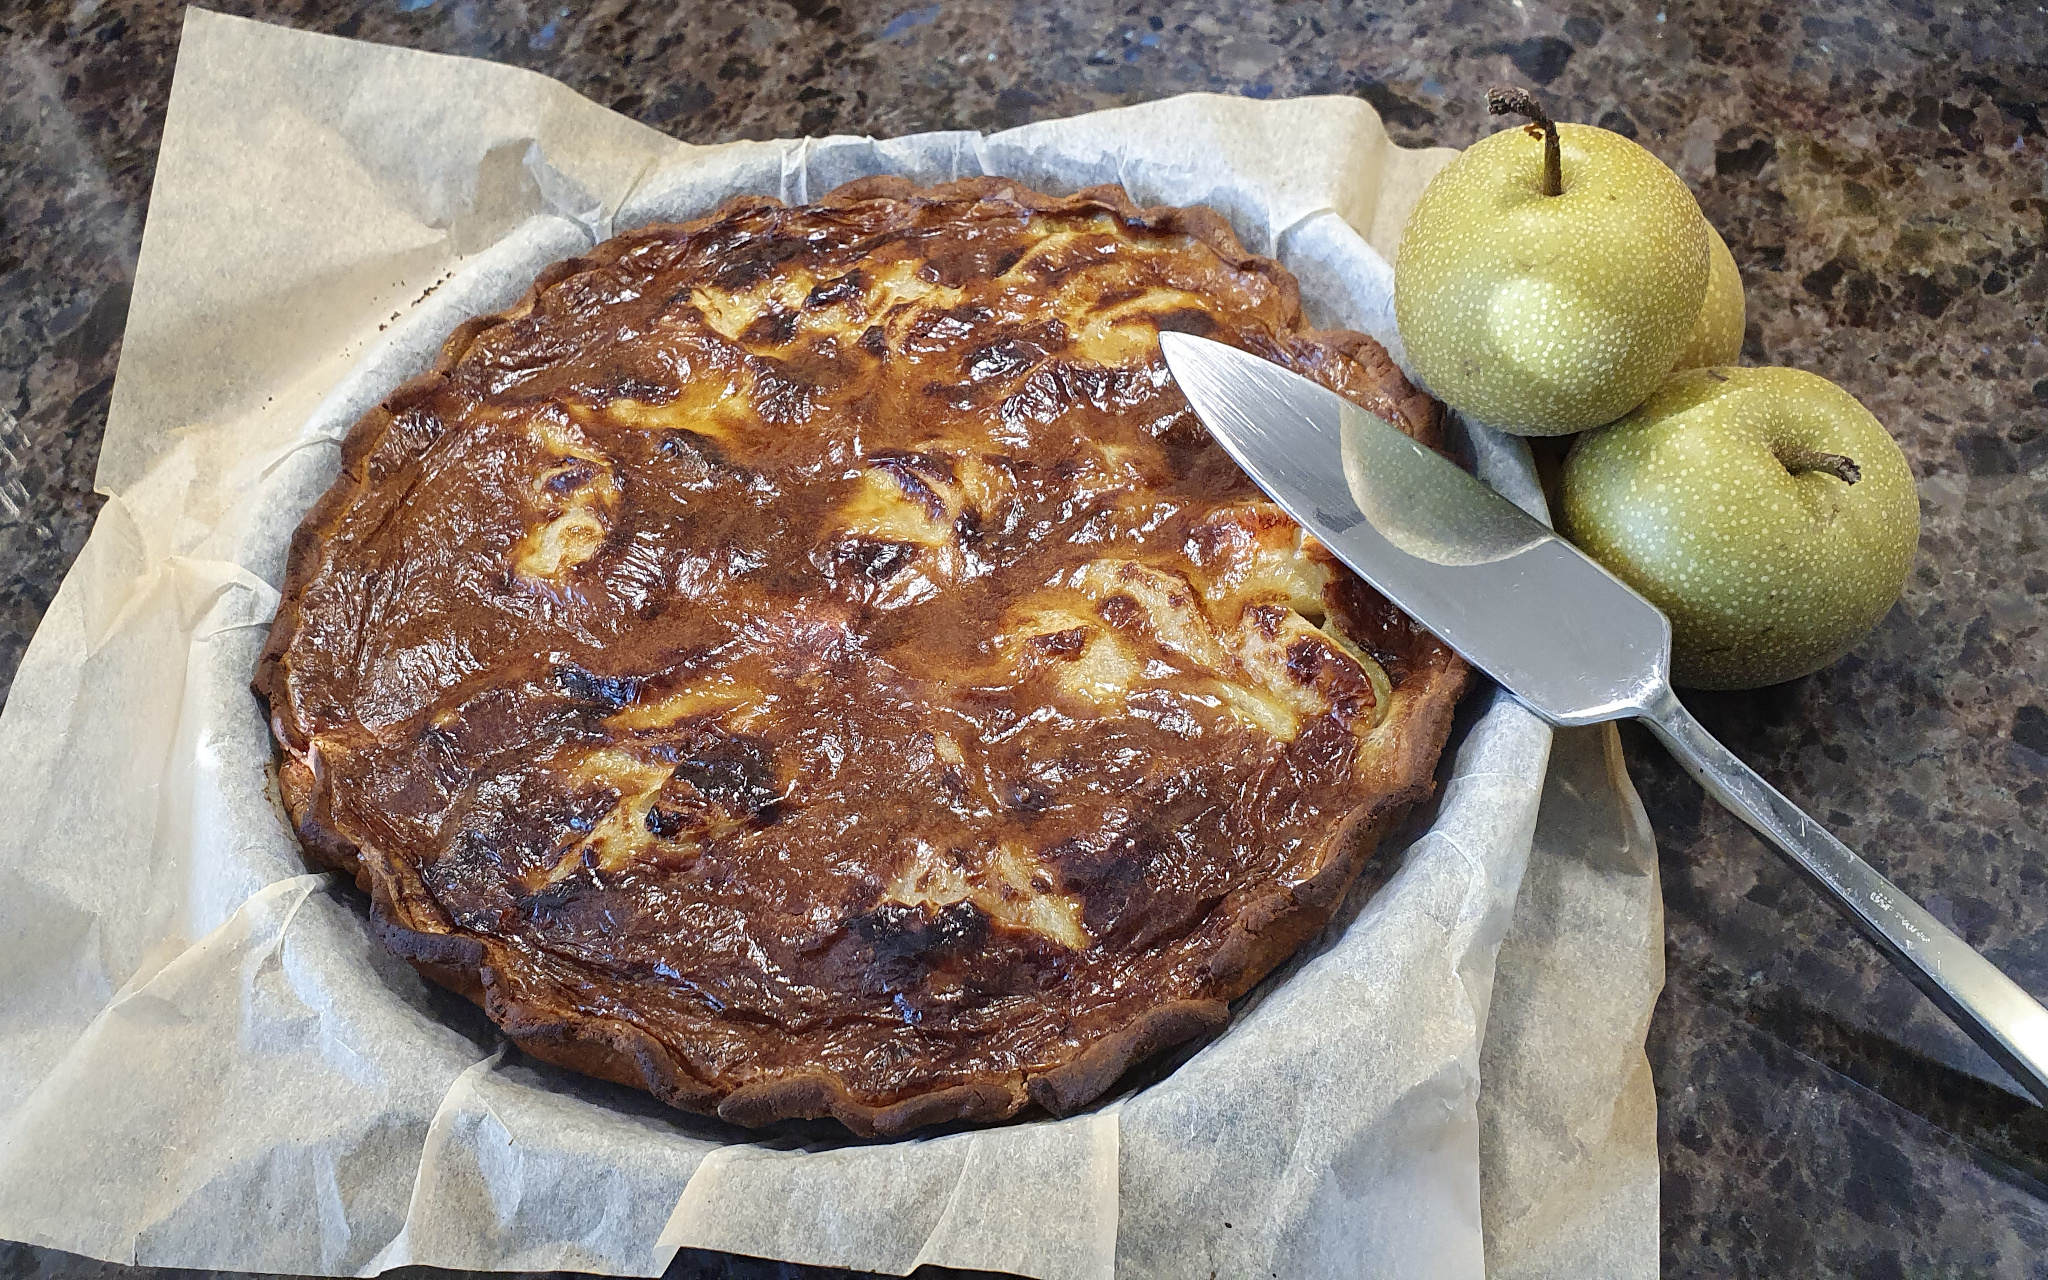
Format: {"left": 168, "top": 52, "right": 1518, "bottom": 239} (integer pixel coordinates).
{"left": 255, "top": 176, "right": 1470, "bottom": 1137}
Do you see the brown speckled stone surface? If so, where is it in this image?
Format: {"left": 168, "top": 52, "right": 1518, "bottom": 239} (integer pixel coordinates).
{"left": 2, "top": 1, "right": 2045, "bottom": 1276}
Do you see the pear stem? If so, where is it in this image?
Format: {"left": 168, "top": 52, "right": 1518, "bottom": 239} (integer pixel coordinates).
{"left": 1777, "top": 446, "right": 1862, "bottom": 485}
{"left": 1487, "top": 85, "right": 1562, "bottom": 197}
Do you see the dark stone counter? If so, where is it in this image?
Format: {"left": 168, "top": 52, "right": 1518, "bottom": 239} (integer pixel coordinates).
{"left": 3, "top": 0, "right": 2044, "bottom": 1274}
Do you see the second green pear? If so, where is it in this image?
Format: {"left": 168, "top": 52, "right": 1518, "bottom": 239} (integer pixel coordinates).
{"left": 1395, "top": 122, "right": 1710, "bottom": 436}
{"left": 1667, "top": 222, "right": 1745, "bottom": 371}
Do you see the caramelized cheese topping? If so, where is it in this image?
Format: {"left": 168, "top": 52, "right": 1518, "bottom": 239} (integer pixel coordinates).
{"left": 260, "top": 178, "right": 1465, "bottom": 1133}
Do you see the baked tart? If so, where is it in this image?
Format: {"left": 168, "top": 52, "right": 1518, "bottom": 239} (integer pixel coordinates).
{"left": 256, "top": 177, "right": 1469, "bottom": 1136}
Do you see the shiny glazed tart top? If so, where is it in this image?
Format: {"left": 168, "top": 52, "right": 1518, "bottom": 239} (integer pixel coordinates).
{"left": 259, "top": 177, "right": 1465, "bottom": 1135}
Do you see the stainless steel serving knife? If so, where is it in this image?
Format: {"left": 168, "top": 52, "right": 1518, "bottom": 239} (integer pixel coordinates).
{"left": 1160, "top": 330, "right": 2048, "bottom": 1105}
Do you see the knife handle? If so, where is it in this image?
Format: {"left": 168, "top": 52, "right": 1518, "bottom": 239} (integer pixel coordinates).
{"left": 1639, "top": 684, "right": 2048, "bottom": 1105}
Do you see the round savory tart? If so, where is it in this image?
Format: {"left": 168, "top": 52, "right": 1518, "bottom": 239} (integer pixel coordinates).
{"left": 256, "top": 176, "right": 1469, "bottom": 1136}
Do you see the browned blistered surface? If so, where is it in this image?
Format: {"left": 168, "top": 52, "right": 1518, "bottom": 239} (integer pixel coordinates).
{"left": 256, "top": 177, "right": 1467, "bottom": 1136}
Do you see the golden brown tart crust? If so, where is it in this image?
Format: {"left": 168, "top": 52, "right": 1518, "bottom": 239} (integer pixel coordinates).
{"left": 255, "top": 177, "right": 1469, "bottom": 1137}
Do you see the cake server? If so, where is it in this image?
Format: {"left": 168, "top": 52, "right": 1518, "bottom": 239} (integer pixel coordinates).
{"left": 1160, "top": 330, "right": 2048, "bottom": 1104}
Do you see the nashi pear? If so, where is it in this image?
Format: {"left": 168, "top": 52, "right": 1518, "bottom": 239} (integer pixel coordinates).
{"left": 1395, "top": 109, "right": 1710, "bottom": 436}
{"left": 1561, "top": 366, "right": 1919, "bottom": 690}
{"left": 1667, "top": 221, "right": 1745, "bottom": 371}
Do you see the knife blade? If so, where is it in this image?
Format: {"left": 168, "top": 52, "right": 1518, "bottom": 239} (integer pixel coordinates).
{"left": 1160, "top": 329, "right": 2048, "bottom": 1105}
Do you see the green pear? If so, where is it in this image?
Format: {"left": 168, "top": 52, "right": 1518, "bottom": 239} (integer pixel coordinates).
{"left": 1667, "top": 222, "right": 1745, "bottom": 371}
{"left": 1395, "top": 89, "right": 1710, "bottom": 436}
{"left": 1561, "top": 366, "right": 1919, "bottom": 690}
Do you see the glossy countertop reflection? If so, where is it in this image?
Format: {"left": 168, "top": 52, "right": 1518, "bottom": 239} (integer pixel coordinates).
{"left": 2, "top": 0, "right": 2045, "bottom": 1274}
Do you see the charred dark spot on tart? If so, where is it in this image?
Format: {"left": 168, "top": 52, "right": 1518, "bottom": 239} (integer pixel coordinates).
{"left": 920, "top": 237, "right": 1028, "bottom": 288}
{"left": 1247, "top": 603, "right": 1289, "bottom": 640}
{"left": 750, "top": 365, "right": 817, "bottom": 424}
{"left": 854, "top": 899, "right": 992, "bottom": 959}
{"left": 554, "top": 663, "right": 640, "bottom": 711}
{"left": 868, "top": 450, "right": 957, "bottom": 517}
{"left": 595, "top": 372, "right": 678, "bottom": 405}
{"left": 709, "top": 231, "right": 810, "bottom": 292}
{"left": 964, "top": 336, "right": 1050, "bottom": 384}
{"left": 521, "top": 871, "right": 597, "bottom": 915}
{"left": 805, "top": 270, "right": 867, "bottom": 309}
{"left": 642, "top": 801, "right": 697, "bottom": 839}
{"left": 1283, "top": 638, "right": 1330, "bottom": 686}
{"left": 1004, "top": 779, "right": 1054, "bottom": 815}
{"left": 826, "top": 536, "right": 922, "bottom": 581}
{"left": 1095, "top": 593, "right": 1143, "bottom": 629}
{"left": 671, "top": 732, "right": 782, "bottom": 821}
{"left": 1026, "top": 627, "right": 1091, "bottom": 660}
{"left": 1151, "top": 307, "right": 1222, "bottom": 338}
{"left": 1046, "top": 827, "right": 1162, "bottom": 941}
{"left": 740, "top": 307, "right": 801, "bottom": 348}
{"left": 655, "top": 428, "right": 723, "bottom": 464}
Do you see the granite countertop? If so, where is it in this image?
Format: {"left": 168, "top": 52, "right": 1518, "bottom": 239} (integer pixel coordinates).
{"left": 3, "top": 0, "right": 2045, "bottom": 1275}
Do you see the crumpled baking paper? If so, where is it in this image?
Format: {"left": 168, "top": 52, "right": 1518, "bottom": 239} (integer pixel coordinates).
{"left": 0, "top": 10, "right": 1661, "bottom": 1279}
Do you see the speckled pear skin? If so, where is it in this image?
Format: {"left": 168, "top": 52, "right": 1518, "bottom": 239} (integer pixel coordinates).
{"left": 1394, "top": 121, "right": 1711, "bottom": 437}
{"left": 1668, "top": 222, "right": 1746, "bottom": 372}
{"left": 1560, "top": 366, "right": 1920, "bottom": 690}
